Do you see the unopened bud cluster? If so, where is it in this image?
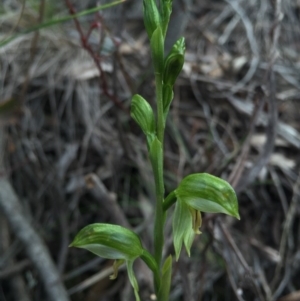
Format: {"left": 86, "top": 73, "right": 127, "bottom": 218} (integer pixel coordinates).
{"left": 143, "top": 0, "right": 186, "bottom": 122}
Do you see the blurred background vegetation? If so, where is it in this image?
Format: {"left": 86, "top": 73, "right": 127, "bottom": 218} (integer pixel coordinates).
{"left": 1, "top": 0, "right": 300, "bottom": 300}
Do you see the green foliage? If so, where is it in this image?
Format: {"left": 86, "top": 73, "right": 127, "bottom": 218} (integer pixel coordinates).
{"left": 162, "top": 84, "right": 173, "bottom": 120}
{"left": 70, "top": 224, "right": 143, "bottom": 300}
{"left": 163, "top": 37, "right": 185, "bottom": 87}
{"left": 131, "top": 94, "right": 156, "bottom": 147}
{"left": 172, "top": 198, "right": 195, "bottom": 260}
{"left": 70, "top": 223, "right": 159, "bottom": 301}
{"left": 172, "top": 173, "right": 239, "bottom": 259}
{"left": 160, "top": 0, "right": 173, "bottom": 37}
{"left": 158, "top": 255, "right": 173, "bottom": 300}
{"left": 143, "top": 0, "right": 161, "bottom": 39}
{"left": 176, "top": 173, "right": 239, "bottom": 218}
{"left": 149, "top": 138, "right": 164, "bottom": 197}
{"left": 70, "top": 223, "right": 144, "bottom": 260}
{"left": 150, "top": 26, "right": 164, "bottom": 74}
{"left": 70, "top": 1, "right": 240, "bottom": 301}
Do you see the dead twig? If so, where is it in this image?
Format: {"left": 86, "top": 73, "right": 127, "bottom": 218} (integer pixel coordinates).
{"left": 84, "top": 173, "right": 130, "bottom": 228}
{"left": 64, "top": 0, "right": 127, "bottom": 112}
{"left": 0, "top": 260, "right": 31, "bottom": 280}
{"left": 0, "top": 177, "right": 70, "bottom": 301}
{"left": 68, "top": 264, "right": 125, "bottom": 296}
{"left": 217, "top": 220, "right": 266, "bottom": 301}
{"left": 270, "top": 174, "right": 300, "bottom": 296}
{"left": 0, "top": 126, "right": 69, "bottom": 301}
{"left": 224, "top": 0, "right": 260, "bottom": 90}
{"left": 228, "top": 86, "right": 265, "bottom": 189}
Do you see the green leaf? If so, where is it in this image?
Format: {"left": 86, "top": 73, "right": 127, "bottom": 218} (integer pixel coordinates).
{"left": 143, "top": 0, "right": 161, "bottom": 39}
{"left": 172, "top": 198, "right": 195, "bottom": 260}
{"left": 163, "top": 37, "right": 185, "bottom": 86}
{"left": 131, "top": 94, "right": 156, "bottom": 146}
{"left": 150, "top": 26, "right": 164, "bottom": 74}
{"left": 70, "top": 223, "right": 144, "bottom": 260}
{"left": 176, "top": 173, "right": 240, "bottom": 219}
{"left": 157, "top": 255, "right": 173, "bottom": 301}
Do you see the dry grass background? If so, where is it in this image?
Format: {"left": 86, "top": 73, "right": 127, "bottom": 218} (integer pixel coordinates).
{"left": 0, "top": 0, "right": 300, "bottom": 300}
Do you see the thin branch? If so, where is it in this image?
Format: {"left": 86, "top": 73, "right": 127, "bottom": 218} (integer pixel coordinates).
{"left": 270, "top": 174, "right": 300, "bottom": 295}
{"left": 235, "top": 0, "right": 282, "bottom": 193}
{"left": 64, "top": 0, "right": 127, "bottom": 112}
{"left": 224, "top": 0, "right": 260, "bottom": 90}
{"left": 229, "top": 86, "right": 265, "bottom": 189}
{"left": 0, "top": 179, "right": 70, "bottom": 301}
{"left": 0, "top": 126, "right": 69, "bottom": 301}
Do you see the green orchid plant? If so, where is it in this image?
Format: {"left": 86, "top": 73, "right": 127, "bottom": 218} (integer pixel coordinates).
{"left": 70, "top": 0, "right": 240, "bottom": 300}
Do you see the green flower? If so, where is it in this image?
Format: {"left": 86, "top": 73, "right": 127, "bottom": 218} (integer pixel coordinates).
{"left": 70, "top": 223, "right": 145, "bottom": 301}
{"left": 172, "top": 198, "right": 197, "bottom": 261}
{"left": 171, "top": 173, "right": 239, "bottom": 260}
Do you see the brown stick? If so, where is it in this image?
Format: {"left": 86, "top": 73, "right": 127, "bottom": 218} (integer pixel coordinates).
{"left": 64, "top": 0, "right": 128, "bottom": 113}
{"left": 0, "top": 178, "right": 70, "bottom": 301}
{"left": 0, "top": 124, "right": 69, "bottom": 301}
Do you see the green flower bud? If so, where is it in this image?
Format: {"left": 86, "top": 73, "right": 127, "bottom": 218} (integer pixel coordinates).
{"left": 161, "top": 0, "right": 172, "bottom": 37}
{"left": 143, "top": 0, "right": 161, "bottom": 39}
{"left": 150, "top": 26, "right": 164, "bottom": 74}
{"left": 131, "top": 94, "right": 156, "bottom": 147}
{"left": 163, "top": 37, "right": 185, "bottom": 86}
{"left": 70, "top": 223, "right": 145, "bottom": 301}
{"left": 70, "top": 223, "right": 144, "bottom": 260}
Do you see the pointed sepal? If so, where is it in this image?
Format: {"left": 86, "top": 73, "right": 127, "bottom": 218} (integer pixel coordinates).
{"left": 127, "top": 260, "right": 141, "bottom": 301}
{"left": 163, "top": 37, "right": 185, "bottom": 86}
{"left": 172, "top": 199, "right": 195, "bottom": 260}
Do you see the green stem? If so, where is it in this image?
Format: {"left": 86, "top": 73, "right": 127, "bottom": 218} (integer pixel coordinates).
{"left": 163, "top": 190, "right": 177, "bottom": 212}
{"left": 153, "top": 73, "right": 165, "bottom": 269}
{"left": 155, "top": 73, "right": 164, "bottom": 144}
{"left": 141, "top": 250, "right": 161, "bottom": 292}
